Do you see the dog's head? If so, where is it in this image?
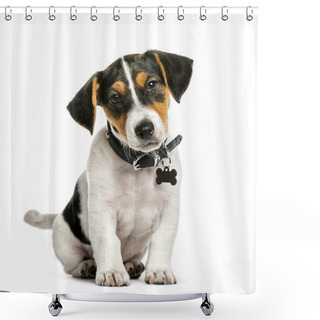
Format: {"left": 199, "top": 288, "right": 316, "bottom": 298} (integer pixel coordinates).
{"left": 67, "top": 50, "right": 193, "bottom": 153}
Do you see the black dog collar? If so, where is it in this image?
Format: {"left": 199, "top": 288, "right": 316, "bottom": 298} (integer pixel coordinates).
{"left": 106, "top": 122, "right": 182, "bottom": 171}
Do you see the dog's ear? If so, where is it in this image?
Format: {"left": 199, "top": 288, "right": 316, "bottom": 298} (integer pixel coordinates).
{"left": 67, "top": 72, "right": 101, "bottom": 135}
{"left": 148, "top": 50, "right": 193, "bottom": 103}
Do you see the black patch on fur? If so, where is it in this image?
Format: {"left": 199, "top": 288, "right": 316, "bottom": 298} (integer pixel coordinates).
{"left": 62, "top": 183, "right": 91, "bottom": 245}
{"left": 67, "top": 72, "right": 101, "bottom": 135}
{"left": 145, "top": 50, "right": 193, "bottom": 103}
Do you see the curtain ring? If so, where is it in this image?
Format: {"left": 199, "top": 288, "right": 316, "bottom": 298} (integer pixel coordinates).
{"left": 221, "top": 6, "right": 228, "bottom": 21}
{"left": 25, "top": 6, "right": 32, "bottom": 21}
{"left": 70, "top": 6, "right": 77, "bottom": 21}
{"left": 158, "top": 6, "right": 165, "bottom": 21}
{"left": 200, "top": 6, "right": 207, "bottom": 21}
{"left": 5, "top": 6, "right": 12, "bottom": 21}
{"left": 246, "top": 6, "right": 253, "bottom": 21}
{"left": 135, "top": 6, "right": 142, "bottom": 21}
{"left": 49, "top": 6, "right": 56, "bottom": 21}
{"left": 113, "top": 6, "right": 120, "bottom": 21}
{"left": 91, "top": 6, "right": 98, "bottom": 21}
{"left": 177, "top": 6, "right": 184, "bottom": 21}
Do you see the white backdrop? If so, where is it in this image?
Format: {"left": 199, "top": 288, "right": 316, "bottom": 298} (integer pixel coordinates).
{"left": 1, "top": 0, "right": 320, "bottom": 319}
{"left": 0, "top": 7, "right": 257, "bottom": 295}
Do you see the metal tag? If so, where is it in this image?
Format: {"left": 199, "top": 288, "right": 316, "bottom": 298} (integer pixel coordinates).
{"left": 156, "top": 167, "right": 177, "bottom": 185}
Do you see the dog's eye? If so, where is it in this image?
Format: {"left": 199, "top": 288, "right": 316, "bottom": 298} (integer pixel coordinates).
{"left": 109, "top": 93, "right": 120, "bottom": 104}
{"left": 147, "top": 80, "right": 158, "bottom": 92}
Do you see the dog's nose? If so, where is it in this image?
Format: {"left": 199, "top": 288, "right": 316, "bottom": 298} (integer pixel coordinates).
{"left": 135, "top": 121, "right": 154, "bottom": 140}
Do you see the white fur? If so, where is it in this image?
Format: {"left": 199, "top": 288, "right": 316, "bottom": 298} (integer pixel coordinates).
{"left": 24, "top": 210, "right": 57, "bottom": 229}
{"left": 121, "top": 57, "right": 141, "bottom": 107}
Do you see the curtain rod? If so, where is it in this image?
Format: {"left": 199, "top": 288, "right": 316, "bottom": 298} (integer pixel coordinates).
{"left": 0, "top": 6, "right": 259, "bottom": 9}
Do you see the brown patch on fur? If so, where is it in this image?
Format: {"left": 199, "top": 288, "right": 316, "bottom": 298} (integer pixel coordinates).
{"left": 91, "top": 77, "right": 100, "bottom": 132}
{"left": 135, "top": 72, "right": 148, "bottom": 88}
{"left": 148, "top": 88, "right": 170, "bottom": 133}
{"left": 102, "top": 107, "right": 127, "bottom": 140}
{"left": 92, "top": 77, "right": 99, "bottom": 107}
{"left": 131, "top": 54, "right": 143, "bottom": 60}
{"left": 112, "top": 81, "right": 126, "bottom": 95}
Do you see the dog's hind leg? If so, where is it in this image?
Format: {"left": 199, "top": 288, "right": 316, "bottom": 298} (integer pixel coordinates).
{"left": 70, "top": 259, "right": 96, "bottom": 279}
{"left": 124, "top": 259, "right": 145, "bottom": 279}
{"left": 52, "top": 214, "right": 94, "bottom": 278}
{"left": 123, "top": 247, "right": 148, "bottom": 279}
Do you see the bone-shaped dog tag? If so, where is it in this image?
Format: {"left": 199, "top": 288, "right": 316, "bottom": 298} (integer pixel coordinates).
{"left": 156, "top": 167, "right": 177, "bottom": 185}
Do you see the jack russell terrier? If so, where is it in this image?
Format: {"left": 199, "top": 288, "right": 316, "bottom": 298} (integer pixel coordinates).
{"left": 24, "top": 50, "right": 193, "bottom": 286}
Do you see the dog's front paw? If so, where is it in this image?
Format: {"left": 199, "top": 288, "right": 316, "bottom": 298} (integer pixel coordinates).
{"left": 95, "top": 268, "right": 130, "bottom": 287}
{"left": 145, "top": 266, "right": 177, "bottom": 285}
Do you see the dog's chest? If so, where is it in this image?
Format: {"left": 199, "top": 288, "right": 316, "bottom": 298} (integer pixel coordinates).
{"left": 114, "top": 168, "right": 164, "bottom": 239}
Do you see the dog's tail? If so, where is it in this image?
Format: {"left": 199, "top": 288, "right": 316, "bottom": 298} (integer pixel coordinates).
{"left": 24, "top": 210, "right": 58, "bottom": 229}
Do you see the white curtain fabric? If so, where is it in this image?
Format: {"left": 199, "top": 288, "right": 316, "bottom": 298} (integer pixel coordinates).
{"left": 0, "top": 8, "right": 257, "bottom": 294}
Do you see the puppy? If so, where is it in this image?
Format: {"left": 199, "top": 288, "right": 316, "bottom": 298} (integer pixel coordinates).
{"left": 24, "top": 50, "right": 193, "bottom": 286}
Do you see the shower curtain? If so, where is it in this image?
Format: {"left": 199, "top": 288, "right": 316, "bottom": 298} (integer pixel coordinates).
{"left": 0, "top": 6, "right": 258, "bottom": 295}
